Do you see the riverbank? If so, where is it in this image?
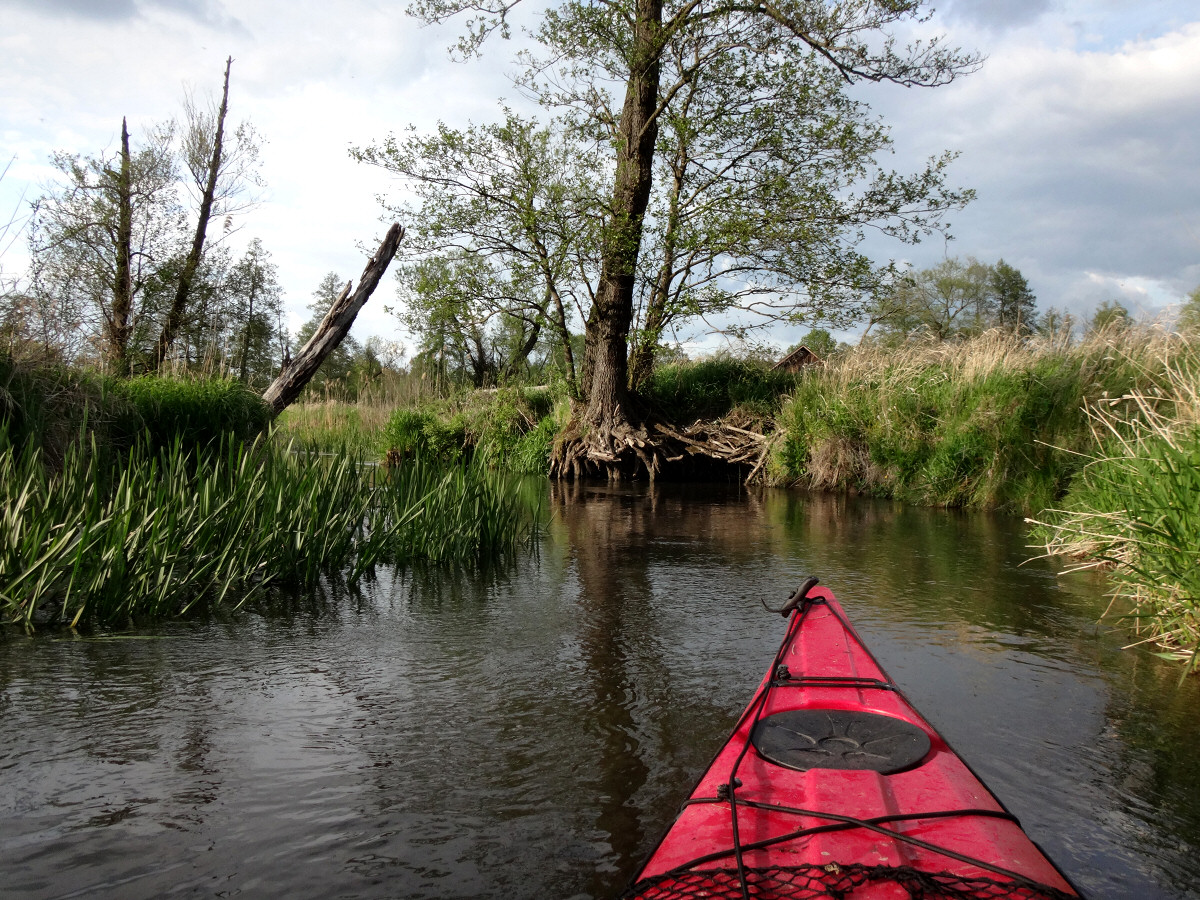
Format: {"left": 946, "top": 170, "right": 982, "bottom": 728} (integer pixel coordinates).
{"left": 5, "top": 330, "right": 1197, "bottom": 663}
{"left": 0, "top": 357, "right": 540, "bottom": 629}
{"left": 274, "top": 328, "right": 1200, "bottom": 665}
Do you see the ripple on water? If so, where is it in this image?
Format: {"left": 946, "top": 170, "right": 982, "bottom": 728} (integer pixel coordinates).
{"left": 2, "top": 485, "right": 1198, "bottom": 899}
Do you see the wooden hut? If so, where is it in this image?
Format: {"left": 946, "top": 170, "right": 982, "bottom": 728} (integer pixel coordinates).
{"left": 771, "top": 345, "right": 822, "bottom": 373}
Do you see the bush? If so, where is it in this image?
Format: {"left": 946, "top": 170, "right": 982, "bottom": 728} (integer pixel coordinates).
{"left": 380, "top": 407, "right": 466, "bottom": 463}
{"left": 645, "top": 355, "right": 799, "bottom": 421}
{"left": 115, "top": 376, "right": 272, "bottom": 450}
{"left": 381, "top": 387, "right": 562, "bottom": 473}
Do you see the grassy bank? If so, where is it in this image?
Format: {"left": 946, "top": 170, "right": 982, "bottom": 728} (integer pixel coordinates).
{"left": 274, "top": 385, "right": 566, "bottom": 474}
{"left": 0, "top": 430, "right": 540, "bottom": 628}
{"left": 772, "top": 327, "right": 1200, "bottom": 667}
{"left": 0, "top": 355, "right": 272, "bottom": 461}
{"left": 1029, "top": 345, "right": 1200, "bottom": 669}
{"left": 771, "top": 328, "right": 1179, "bottom": 513}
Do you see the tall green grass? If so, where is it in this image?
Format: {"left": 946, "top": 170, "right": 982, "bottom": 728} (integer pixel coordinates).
{"left": 645, "top": 355, "right": 799, "bottom": 421}
{"left": 114, "top": 376, "right": 271, "bottom": 449}
{"left": 275, "top": 400, "right": 392, "bottom": 455}
{"left": 1030, "top": 342, "right": 1200, "bottom": 670}
{"left": 772, "top": 329, "right": 1169, "bottom": 513}
{"left": 1, "top": 355, "right": 271, "bottom": 460}
{"left": 0, "top": 431, "right": 540, "bottom": 628}
{"left": 378, "top": 386, "right": 562, "bottom": 474}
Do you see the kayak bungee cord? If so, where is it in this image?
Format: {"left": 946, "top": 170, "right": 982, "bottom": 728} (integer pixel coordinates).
{"left": 622, "top": 578, "right": 1083, "bottom": 900}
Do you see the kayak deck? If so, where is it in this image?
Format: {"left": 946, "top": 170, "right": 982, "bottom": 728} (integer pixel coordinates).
{"left": 623, "top": 583, "right": 1080, "bottom": 900}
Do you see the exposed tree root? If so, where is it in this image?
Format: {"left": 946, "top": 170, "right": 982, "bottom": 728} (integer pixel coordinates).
{"left": 549, "top": 409, "right": 777, "bottom": 483}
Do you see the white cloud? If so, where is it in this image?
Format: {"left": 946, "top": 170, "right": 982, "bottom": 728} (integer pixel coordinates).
{"left": 859, "top": 10, "right": 1200, "bottom": 323}
{"left": 2, "top": 0, "right": 1198, "bottom": 348}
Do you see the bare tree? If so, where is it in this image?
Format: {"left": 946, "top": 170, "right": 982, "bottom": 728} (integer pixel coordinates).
{"left": 152, "top": 57, "right": 263, "bottom": 370}
{"left": 262, "top": 224, "right": 404, "bottom": 416}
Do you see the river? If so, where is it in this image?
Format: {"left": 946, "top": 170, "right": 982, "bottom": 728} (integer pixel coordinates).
{"left": 2, "top": 482, "right": 1198, "bottom": 899}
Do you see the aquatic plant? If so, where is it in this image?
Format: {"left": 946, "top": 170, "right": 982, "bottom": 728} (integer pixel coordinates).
{"left": 0, "top": 431, "right": 540, "bottom": 628}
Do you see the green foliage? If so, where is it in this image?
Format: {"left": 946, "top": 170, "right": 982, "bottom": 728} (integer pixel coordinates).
{"left": 380, "top": 386, "right": 562, "bottom": 474}
{"left": 355, "top": 114, "right": 595, "bottom": 393}
{"left": 868, "top": 257, "right": 1030, "bottom": 341}
{"left": 381, "top": 0, "right": 978, "bottom": 406}
{"left": 380, "top": 408, "right": 465, "bottom": 463}
{"left": 0, "top": 353, "right": 138, "bottom": 461}
{"left": 114, "top": 376, "right": 271, "bottom": 449}
{"left": 1031, "top": 356, "right": 1200, "bottom": 669}
{"left": 0, "top": 429, "right": 540, "bottom": 628}
{"left": 645, "top": 355, "right": 798, "bottom": 421}
{"left": 1090, "top": 299, "right": 1131, "bottom": 333}
{"left": 773, "top": 331, "right": 1168, "bottom": 513}
{"left": 1177, "top": 285, "right": 1200, "bottom": 334}
{"left": 794, "top": 329, "right": 841, "bottom": 359}
{"left": 1, "top": 355, "right": 271, "bottom": 464}
{"left": 990, "top": 259, "right": 1039, "bottom": 335}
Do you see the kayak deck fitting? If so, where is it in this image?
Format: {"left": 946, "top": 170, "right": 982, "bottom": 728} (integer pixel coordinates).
{"left": 622, "top": 578, "right": 1081, "bottom": 900}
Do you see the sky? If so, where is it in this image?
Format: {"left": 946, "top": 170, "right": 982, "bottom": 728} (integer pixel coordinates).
{"left": 1, "top": 0, "right": 1198, "bottom": 355}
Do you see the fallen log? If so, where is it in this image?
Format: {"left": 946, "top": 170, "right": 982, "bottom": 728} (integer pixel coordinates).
{"left": 262, "top": 223, "right": 404, "bottom": 416}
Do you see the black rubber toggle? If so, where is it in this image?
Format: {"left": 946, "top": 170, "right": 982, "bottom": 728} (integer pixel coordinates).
{"left": 751, "top": 709, "right": 932, "bottom": 774}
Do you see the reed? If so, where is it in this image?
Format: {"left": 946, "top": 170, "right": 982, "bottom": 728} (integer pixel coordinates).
{"left": 0, "top": 430, "right": 540, "bottom": 628}
{"left": 275, "top": 399, "right": 392, "bottom": 454}
{"left": 1029, "top": 337, "right": 1200, "bottom": 669}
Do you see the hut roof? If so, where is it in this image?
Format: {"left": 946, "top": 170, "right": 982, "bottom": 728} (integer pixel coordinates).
{"left": 772, "top": 345, "right": 822, "bottom": 371}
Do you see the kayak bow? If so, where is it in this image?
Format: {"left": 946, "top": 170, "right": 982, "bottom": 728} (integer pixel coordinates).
{"left": 623, "top": 579, "right": 1080, "bottom": 900}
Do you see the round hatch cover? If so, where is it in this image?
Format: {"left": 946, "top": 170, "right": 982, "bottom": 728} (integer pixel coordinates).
{"left": 751, "top": 709, "right": 931, "bottom": 774}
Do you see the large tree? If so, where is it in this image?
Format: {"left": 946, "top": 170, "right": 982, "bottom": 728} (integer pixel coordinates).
{"left": 410, "top": 0, "right": 979, "bottom": 477}
{"left": 623, "top": 22, "right": 971, "bottom": 388}
{"left": 225, "top": 237, "right": 284, "bottom": 386}
{"left": 991, "top": 259, "right": 1038, "bottom": 335}
{"left": 864, "top": 256, "right": 996, "bottom": 341}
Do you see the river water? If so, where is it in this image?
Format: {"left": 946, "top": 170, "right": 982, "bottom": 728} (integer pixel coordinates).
{"left": 3, "top": 482, "right": 1199, "bottom": 899}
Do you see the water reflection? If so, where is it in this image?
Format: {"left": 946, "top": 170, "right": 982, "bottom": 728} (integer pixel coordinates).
{"left": 2, "top": 483, "right": 1198, "bottom": 899}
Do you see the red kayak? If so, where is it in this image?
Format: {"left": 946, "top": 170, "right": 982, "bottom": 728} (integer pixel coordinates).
{"left": 623, "top": 579, "right": 1081, "bottom": 900}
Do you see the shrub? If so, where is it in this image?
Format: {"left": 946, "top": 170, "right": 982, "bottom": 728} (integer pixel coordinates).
{"left": 645, "top": 355, "right": 799, "bottom": 421}
{"left": 115, "top": 376, "right": 271, "bottom": 450}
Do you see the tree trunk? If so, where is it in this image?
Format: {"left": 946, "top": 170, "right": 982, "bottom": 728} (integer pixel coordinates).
{"left": 628, "top": 140, "right": 685, "bottom": 392}
{"left": 238, "top": 280, "right": 256, "bottom": 384}
{"left": 262, "top": 223, "right": 403, "bottom": 416}
{"left": 582, "top": 0, "right": 661, "bottom": 424}
{"left": 152, "top": 56, "right": 231, "bottom": 370}
{"left": 550, "top": 288, "right": 578, "bottom": 396}
{"left": 110, "top": 117, "right": 134, "bottom": 372}
{"left": 552, "top": 0, "right": 663, "bottom": 478}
